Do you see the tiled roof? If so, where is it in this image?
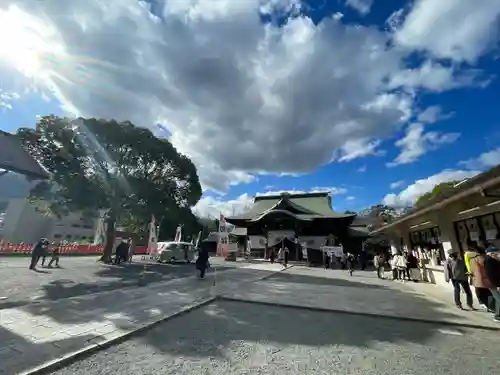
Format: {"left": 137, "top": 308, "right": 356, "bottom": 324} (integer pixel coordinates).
{"left": 227, "top": 192, "right": 354, "bottom": 221}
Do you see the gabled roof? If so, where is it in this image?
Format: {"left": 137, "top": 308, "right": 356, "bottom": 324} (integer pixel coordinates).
{"left": 0, "top": 130, "right": 48, "bottom": 180}
{"left": 227, "top": 192, "right": 354, "bottom": 222}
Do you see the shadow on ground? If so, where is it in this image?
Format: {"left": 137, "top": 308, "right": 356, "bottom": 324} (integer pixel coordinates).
{"left": 0, "top": 262, "right": 234, "bottom": 309}
{"left": 264, "top": 270, "right": 381, "bottom": 288}
{"left": 48, "top": 298, "right": 500, "bottom": 375}
{"left": 5, "top": 267, "right": 487, "bottom": 374}
{"left": 0, "top": 326, "right": 97, "bottom": 375}
{"left": 142, "top": 299, "right": 458, "bottom": 358}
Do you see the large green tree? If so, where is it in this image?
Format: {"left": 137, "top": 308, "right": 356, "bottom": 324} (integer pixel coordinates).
{"left": 17, "top": 115, "right": 202, "bottom": 261}
{"left": 414, "top": 181, "right": 459, "bottom": 208}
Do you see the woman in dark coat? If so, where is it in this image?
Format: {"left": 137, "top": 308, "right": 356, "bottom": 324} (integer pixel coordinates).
{"left": 196, "top": 247, "right": 210, "bottom": 279}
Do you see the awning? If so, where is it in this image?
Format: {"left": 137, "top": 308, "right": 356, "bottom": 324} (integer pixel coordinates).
{"left": 0, "top": 130, "right": 48, "bottom": 179}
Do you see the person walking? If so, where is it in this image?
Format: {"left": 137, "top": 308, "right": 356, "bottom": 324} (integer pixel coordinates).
{"left": 373, "top": 253, "right": 384, "bottom": 279}
{"left": 195, "top": 247, "right": 210, "bottom": 279}
{"left": 390, "top": 254, "right": 398, "bottom": 280}
{"left": 394, "top": 252, "right": 407, "bottom": 282}
{"left": 29, "top": 238, "right": 49, "bottom": 270}
{"left": 346, "top": 252, "right": 355, "bottom": 276}
{"left": 484, "top": 243, "right": 500, "bottom": 322}
{"left": 406, "top": 251, "right": 420, "bottom": 282}
{"left": 444, "top": 249, "right": 475, "bottom": 310}
{"left": 269, "top": 248, "right": 276, "bottom": 264}
{"left": 465, "top": 241, "right": 494, "bottom": 312}
{"left": 48, "top": 242, "right": 61, "bottom": 268}
{"left": 283, "top": 246, "right": 290, "bottom": 267}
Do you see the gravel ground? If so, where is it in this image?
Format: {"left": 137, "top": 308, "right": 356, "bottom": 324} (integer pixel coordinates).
{"left": 0, "top": 256, "right": 234, "bottom": 308}
{"left": 50, "top": 300, "right": 500, "bottom": 375}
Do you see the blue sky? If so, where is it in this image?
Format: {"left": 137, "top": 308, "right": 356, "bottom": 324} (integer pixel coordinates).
{"left": 0, "top": 0, "right": 499, "bottom": 217}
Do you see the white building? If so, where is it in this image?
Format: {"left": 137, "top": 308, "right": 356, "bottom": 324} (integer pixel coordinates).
{"left": 0, "top": 198, "right": 99, "bottom": 244}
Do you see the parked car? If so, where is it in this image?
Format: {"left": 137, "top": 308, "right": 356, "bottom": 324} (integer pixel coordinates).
{"left": 157, "top": 241, "right": 196, "bottom": 264}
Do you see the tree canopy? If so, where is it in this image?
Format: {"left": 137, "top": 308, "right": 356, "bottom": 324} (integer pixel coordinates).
{"left": 17, "top": 116, "right": 202, "bottom": 260}
{"left": 414, "top": 180, "right": 459, "bottom": 208}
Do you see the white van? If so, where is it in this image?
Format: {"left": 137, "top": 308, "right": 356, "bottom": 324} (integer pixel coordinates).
{"left": 157, "top": 241, "right": 196, "bottom": 264}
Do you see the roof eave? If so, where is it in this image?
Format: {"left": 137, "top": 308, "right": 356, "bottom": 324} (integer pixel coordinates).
{"left": 372, "top": 173, "right": 500, "bottom": 234}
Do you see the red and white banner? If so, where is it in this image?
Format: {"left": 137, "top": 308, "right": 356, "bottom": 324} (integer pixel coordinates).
{"left": 147, "top": 214, "right": 158, "bottom": 257}
{"left": 0, "top": 242, "right": 151, "bottom": 255}
{"left": 174, "top": 225, "right": 182, "bottom": 243}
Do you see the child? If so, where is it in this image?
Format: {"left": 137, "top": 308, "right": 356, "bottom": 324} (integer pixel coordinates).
{"left": 48, "top": 242, "right": 61, "bottom": 268}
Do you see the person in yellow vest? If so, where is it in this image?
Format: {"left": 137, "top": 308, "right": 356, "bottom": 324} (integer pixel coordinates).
{"left": 463, "top": 240, "right": 492, "bottom": 311}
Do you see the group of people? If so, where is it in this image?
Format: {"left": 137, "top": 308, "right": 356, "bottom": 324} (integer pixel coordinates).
{"left": 113, "top": 239, "right": 133, "bottom": 264}
{"left": 324, "top": 252, "right": 357, "bottom": 275}
{"left": 446, "top": 240, "right": 500, "bottom": 321}
{"left": 29, "top": 238, "right": 61, "bottom": 270}
{"left": 269, "top": 246, "right": 290, "bottom": 267}
{"left": 372, "top": 251, "right": 421, "bottom": 282}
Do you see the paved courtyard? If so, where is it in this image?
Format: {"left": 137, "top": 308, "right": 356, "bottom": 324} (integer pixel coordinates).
{"left": 0, "top": 255, "right": 236, "bottom": 308}
{"left": 2, "top": 264, "right": 500, "bottom": 374}
{"left": 50, "top": 300, "right": 500, "bottom": 375}
{"left": 0, "top": 262, "right": 285, "bottom": 375}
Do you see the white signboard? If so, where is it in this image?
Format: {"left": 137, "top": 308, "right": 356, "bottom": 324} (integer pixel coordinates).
{"left": 470, "top": 232, "right": 479, "bottom": 242}
{"left": 322, "top": 246, "right": 343, "bottom": 257}
{"left": 486, "top": 229, "right": 498, "bottom": 240}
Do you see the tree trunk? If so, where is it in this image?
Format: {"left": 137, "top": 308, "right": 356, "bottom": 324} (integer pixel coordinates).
{"left": 100, "top": 210, "right": 116, "bottom": 263}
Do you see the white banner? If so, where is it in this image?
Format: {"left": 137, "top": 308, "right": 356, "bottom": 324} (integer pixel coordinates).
{"left": 248, "top": 236, "right": 267, "bottom": 249}
{"left": 301, "top": 243, "right": 308, "bottom": 260}
{"left": 268, "top": 230, "right": 295, "bottom": 246}
{"left": 148, "top": 215, "right": 158, "bottom": 257}
{"left": 322, "top": 246, "right": 343, "bottom": 257}
{"left": 298, "top": 236, "right": 326, "bottom": 250}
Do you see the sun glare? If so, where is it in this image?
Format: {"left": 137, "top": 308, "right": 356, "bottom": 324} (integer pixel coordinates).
{"left": 0, "top": 6, "right": 62, "bottom": 78}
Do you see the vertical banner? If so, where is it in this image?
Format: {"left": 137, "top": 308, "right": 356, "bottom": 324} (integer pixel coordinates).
{"left": 174, "top": 225, "right": 182, "bottom": 243}
{"left": 147, "top": 215, "right": 158, "bottom": 258}
{"left": 217, "top": 214, "right": 229, "bottom": 256}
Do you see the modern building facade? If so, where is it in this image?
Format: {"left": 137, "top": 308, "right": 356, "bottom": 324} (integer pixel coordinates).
{"left": 372, "top": 165, "right": 500, "bottom": 286}
{"left": 0, "top": 198, "right": 99, "bottom": 244}
{"left": 225, "top": 192, "right": 369, "bottom": 263}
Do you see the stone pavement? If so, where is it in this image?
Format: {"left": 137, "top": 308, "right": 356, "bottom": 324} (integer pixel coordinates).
{"left": 219, "top": 266, "right": 500, "bottom": 330}
{"left": 0, "top": 256, "right": 236, "bottom": 309}
{"left": 49, "top": 300, "right": 500, "bottom": 375}
{"left": 0, "top": 263, "right": 286, "bottom": 375}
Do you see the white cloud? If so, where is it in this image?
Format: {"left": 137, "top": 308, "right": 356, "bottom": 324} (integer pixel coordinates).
{"left": 417, "top": 105, "right": 453, "bottom": 124}
{"left": 395, "top": 0, "right": 500, "bottom": 63}
{"left": 193, "top": 186, "right": 347, "bottom": 217}
{"left": 0, "top": 90, "right": 20, "bottom": 110}
{"left": 357, "top": 165, "right": 366, "bottom": 173}
{"left": 388, "top": 60, "right": 483, "bottom": 93}
{"left": 346, "top": 195, "right": 356, "bottom": 201}
{"left": 345, "top": 0, "right": 373, "bottom": 15}
{"left": 383, "top": 169, "right": 480, "bottom": 207}
{"left": 390, "top": 180, "right": 405, "bottom": 189}
{"left": 0, "top": 0, "right": 496, "bottom": 195}
{"left": 459, "top": 147, "right": 500, "bottom": 170}
{"left": 388, "top": 122, "right": 460, "bottom": 167}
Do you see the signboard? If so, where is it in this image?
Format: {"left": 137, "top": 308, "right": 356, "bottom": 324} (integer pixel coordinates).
{"left": 321, "top": 246, "right": 343, "bottom": 257}
{"left": 486, "top": 229, "right": 498, "bottom": 240}
{"left": 470, "top": 231, "right": 479, "bottom": 242}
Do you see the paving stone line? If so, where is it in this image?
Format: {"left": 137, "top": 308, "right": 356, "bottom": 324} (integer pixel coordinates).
{"left": 15, "top": 264, "right": 292, "bottom": 375}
